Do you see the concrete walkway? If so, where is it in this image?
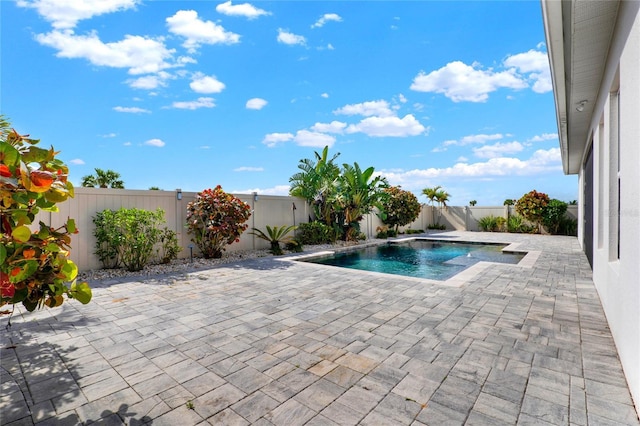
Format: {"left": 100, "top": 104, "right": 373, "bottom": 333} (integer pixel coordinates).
{"left": 1, "top": 232, "right": 638, "bottom": 425}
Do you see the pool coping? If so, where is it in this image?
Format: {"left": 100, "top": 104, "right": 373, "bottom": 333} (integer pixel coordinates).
{"left": 279, "top": 236, "right": 541, "bottom": 288}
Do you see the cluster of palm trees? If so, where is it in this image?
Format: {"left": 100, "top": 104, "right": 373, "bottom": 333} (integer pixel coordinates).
{"left": 422, "top": 185, "right": 450, "bottom": 227}
{"left": 81, "top": 168, "right": 124, "bottom": 189}
{"left": 289, "top": 146, "right": 388, "bottom": 241}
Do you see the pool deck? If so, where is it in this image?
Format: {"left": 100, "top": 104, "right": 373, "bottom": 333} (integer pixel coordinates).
{"left": 1, "top": 231, "right": 638, "bottom": 425}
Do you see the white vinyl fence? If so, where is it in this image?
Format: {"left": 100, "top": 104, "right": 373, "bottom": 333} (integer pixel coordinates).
{"left": 34, "top": 188, "right": 577, "bottom": 271}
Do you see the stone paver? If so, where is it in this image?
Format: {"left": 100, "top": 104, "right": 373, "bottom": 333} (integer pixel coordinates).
{"left": 1, "top": 231, "right": 638, "bottom": 425}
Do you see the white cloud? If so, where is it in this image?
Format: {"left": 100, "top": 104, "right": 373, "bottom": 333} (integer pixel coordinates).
{"left": 397, "top": 94, "right": 407, "bottom": 103}
{"left": 529, "top": 132, "right": 558, "bottom": 142}
{"left": 293, "top": 130, "right": 336, "bottom": 148}
{"left": 170, "top": 97, "right": 215, "bottom": 110}
{"left": 233, "top": 166, "right": 264, "bottom": 172}
{"left": 17, "top": 0, "right": 138, "bottom": 29}
{"left": 166, "top": 10, "right": 240, "bottom": 53}
{"left": 379, "top": 148, "right": 562, "bottom": 188}
{"left": 69, "top": 158, "right": 85, "bottom": 165}
{"left": 113, "top": 106, "right": 150, "bottom": 113}
{"left": 321, "top": 93, "right": 329, "bottom": 98}
{"left": 410, "top": 61, "right": 527, "bottom": 102}
{"left": 144, "top": 138, "right": 165, "bottom": 147}
{"left": 473, "top": 141, "right": 524, "bottom": 159}
{"left": 35, "top": 30, "right": 176, "bottom": 75}
{"left": 246, "top": 98, "right": 268, "bottom": 110}
{"left": 235, "top": 185, "right": 290, "bottom": 196}
{"left": 311, "top": 13, "right": 343, "bottom": 29}
{"left": 128, "top": 72, "right": 172, "bottom": 90}
{"left": 277, "top": 28, "right": 306, "bottom": 46}
{"left": 190, "top": 72, "right": 225, "bottom": 93}
{"left": 262, "top": 132, "right": 294, "bottom": 147}
{"left": 123, "top": 142, "right": 132, "bottom": 146}
{"left": 504, "top": 49, "right": 552, "bottom": 93}
{"left": 215, "top": 1, "right": 270, "bottom": 19}
{"left": 333, "top": 100, "right": 394, "bottom": 117}
{"left": 310, "top": 121, "right": 347, "bottom": 134}
{"left": 457, "top": 156, "right": 469, "bottom": 162}
{"left": 346, "top": 114, "right": 427, "bottom": 137}
{"left": 444, "top": 133, "right": 504, "bottom": 147}
{"left": 101, "top": 133, "right": 117, "bottom": 138}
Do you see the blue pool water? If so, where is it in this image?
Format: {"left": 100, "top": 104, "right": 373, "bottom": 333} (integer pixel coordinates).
{"left": 302, "top": 240, "right": 524, "bottom": 281}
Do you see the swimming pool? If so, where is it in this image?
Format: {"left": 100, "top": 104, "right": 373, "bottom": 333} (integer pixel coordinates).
{"left": 298, "top": 239, "right": 525, "bottom": 281}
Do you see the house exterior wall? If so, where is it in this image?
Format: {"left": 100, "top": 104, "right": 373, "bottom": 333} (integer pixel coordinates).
{"left": 580, "top": 11, "right": 640, "bottom": 413}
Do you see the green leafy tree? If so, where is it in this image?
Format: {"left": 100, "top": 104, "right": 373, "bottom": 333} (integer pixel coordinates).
{"left": 542, "top": 199, "right": 568, "bottom": 234}
{"left": 186, "top": 186, "right": 251, "bottom": 258}
{"left": 114, "top": 208, "right": 165, "bottom": 272}
{"left": 289, "top": 146, "right": 341, "bottom": 225}
{"left": 503, "top": 199, "right": 515, "bottom": 206}
{"left": 380, "top": 186, "right": 421, "bottom": 233}
{"left": 469, "top": 200, "right": 477, "bottom": 206}
{"left": 422, "top": 186, "right": 441, "bottom": 207}
{"left": 334, "top": 162, "right": 388, "bottom": 241}
{"left": 515, "top": 190, "right": 549, "bottom": 231}
{"left": 0, "top": 116, "right": 91, "bottom": 311}
{"left": 81, "top": 168, "right": 124, "bottom": 188}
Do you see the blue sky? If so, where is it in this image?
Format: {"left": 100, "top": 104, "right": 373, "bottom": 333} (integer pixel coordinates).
{"left": 2, "top": 0, "right": 577, "bottom": 205}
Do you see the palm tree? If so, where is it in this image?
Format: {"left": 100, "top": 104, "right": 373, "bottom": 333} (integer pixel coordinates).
{"left": 334, "top": 162, "right": 388, "bottom": 241}
{"left": 81, "top": 168, "right": 124, "bottom": 188}
{"left": 249, "top": 225, "right": 297, "bottom": 255}
{"left": 422, "top": 186, "right": 441, "bottom": 207}
{"left": 289, "top": 146, "right": 341, "bottom": 224}
{"left": 433, "top": 189, "right": 450, "bottom": 227}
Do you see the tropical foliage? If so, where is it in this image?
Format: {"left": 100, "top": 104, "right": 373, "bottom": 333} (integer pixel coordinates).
{"left": 186, "top": 186, "right": 251, "bottom": 258}
{"left": 93, "top": 208, "right": 180, "bottom": 270}
{"left": 250, "top": 225, "right": 297, "bottom": 255}
{"left": 289, "top": 146, "right": 341, "bottom": 225}
{"left": 289, "top": 146, "right": 388, "bottom": 241}
{"left": 296, "top": 222, "right": 337, "bottom": 245}
{"left": 478, "top": 215, "right": 506, "bottom": 232}
{"left": 379, "top": 186, "right": 421, "bottom": 233}
{"left": 81, "top": 168, "right": 125, "bottom": 188}
{"left": 0, "top": 116, "right": 91, "bottom": 311}
{"left": 542, "top": 199, "right": 568, "bottom": 235}
{"left": 515, "top": 190, "right": 549, "bottom": 230}
{"left": 422, "top": 186, "right": 450, "bottom": 227}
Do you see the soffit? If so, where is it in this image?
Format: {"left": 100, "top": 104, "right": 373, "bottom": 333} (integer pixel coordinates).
{"left": 545, "top": 0, "right": 619, "bottom": 174}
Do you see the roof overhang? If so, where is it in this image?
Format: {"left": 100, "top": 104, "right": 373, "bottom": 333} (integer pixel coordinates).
{"left": 541, "top": 0, "right": 637, "bottom": 175}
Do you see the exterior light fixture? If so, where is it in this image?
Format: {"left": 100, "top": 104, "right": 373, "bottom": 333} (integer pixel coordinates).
{"left": 176, "top": 188, "right": 182, "bottom": 200}
{"left": 253, "top": 192, "right": 259, "bottom": 202}
{"left": 576, "top": 100, "right": 588, "bottom": 112}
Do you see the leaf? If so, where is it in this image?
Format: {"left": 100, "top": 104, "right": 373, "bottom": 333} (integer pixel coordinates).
{"left": 0, "top": 142, "right": 19, "bottom": 166}
{"left": 0, "top": 245, "right": 5, "bottom": 265}
{"left": 60, "top": 260, "right": 78, "bottom": 281}
{"left": 66, "top": 218, "right": 76, "bottom": 234}
{"left": 8, "top": 261, "right": 38, "bottom": 283}
{"left": 12, "top": 225, "right": 31, "bottom": 243}
{"left": 70, "top": 281, "right": 92, "bottom": 304}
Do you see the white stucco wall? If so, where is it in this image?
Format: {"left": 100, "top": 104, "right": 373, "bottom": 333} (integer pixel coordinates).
{"left": 587, "top": 11, "right": 640, "bottom": 413}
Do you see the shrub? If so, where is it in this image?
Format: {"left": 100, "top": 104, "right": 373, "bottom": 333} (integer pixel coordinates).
{"left": 558, "top": 216, "right": 578, "bottom": 236}
{"left": 186, "top": 186, "right": 251, "bottom": 258}
{"left": 542, "top": 199, "right": 568, "bottom": 234}
{"left": 427, "top": 224, "right": 446, "bottom": 230}
{"left": 478, "top": 215, "right": 501, "bottom": 232}
{"left": 114, "top": 208, "right": 165, "bottom": 272}
{"left": 93, "top": 210, "right": 121, "bottom": 268}
{"left": 286, "top": 239, "right": 304, "bottom": 253}
{"left": 250, "top": 225, "right": 297, "bottom": 255}
{"left": 515, "top": 190, "right": 549, "bottom": 231}
{"left": 297, "top": 221, "right": 337, "bottom": 245}
{"left": 507, "top": 214, "right": 526, "bottom": 233}
{"left": 1, "top": 117, "right": 91, "bottom": 311}
{"left": 406, "top": 229, "right": 424, "bottom": 234}
{"left": 157, "top": 227, "right": 181, "bottom": 264}
{"left": 379, "top": 186, "right": 421, "bottom": 233}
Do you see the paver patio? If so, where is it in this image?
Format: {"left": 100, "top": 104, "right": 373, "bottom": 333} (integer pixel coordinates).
{"left": 1, "top": 231, "right": 638, "bottom": 425}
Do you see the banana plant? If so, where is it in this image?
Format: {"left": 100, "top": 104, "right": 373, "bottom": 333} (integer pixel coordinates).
{"left": 249, "top": 225, "right": 297, "bottom": 255}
